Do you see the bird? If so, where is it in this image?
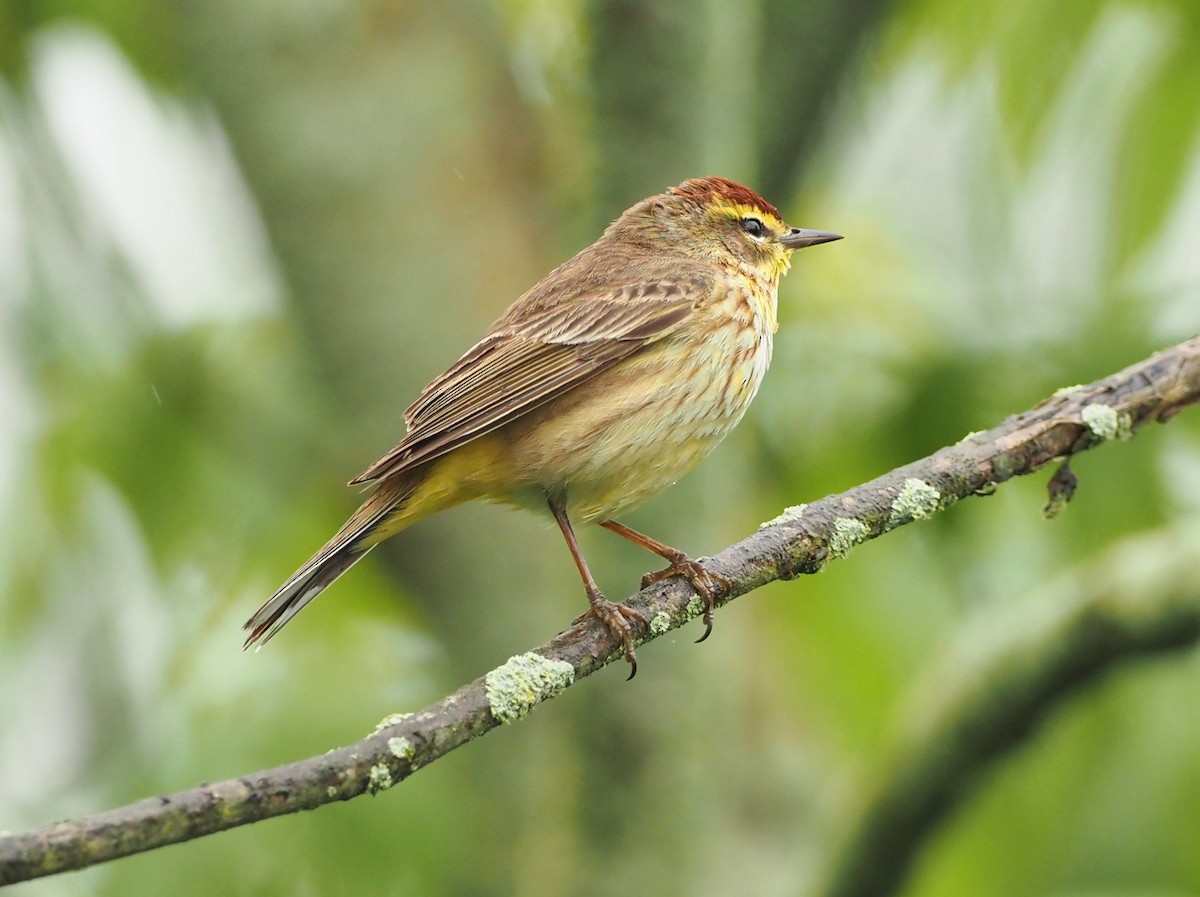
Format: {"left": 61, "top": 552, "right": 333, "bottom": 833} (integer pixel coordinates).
{"left": 244, "top": 176, "right": 841, "bottom": 676}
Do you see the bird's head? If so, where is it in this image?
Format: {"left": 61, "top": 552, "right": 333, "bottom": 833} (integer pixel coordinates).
{"left": 611, "top": 176, "right": 842, "bottom": 282}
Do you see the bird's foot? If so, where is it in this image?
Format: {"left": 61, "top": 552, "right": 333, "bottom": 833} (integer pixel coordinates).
{"left": 577, "top": 597, "right": 646, "bottom": 679}
{"left": 641, "top": 554, "right": 729, "bottom": 642}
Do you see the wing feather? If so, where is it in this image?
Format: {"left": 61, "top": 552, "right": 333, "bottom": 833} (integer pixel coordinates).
{"left": 349, "top": 279, "right": 705, "bottom": 485}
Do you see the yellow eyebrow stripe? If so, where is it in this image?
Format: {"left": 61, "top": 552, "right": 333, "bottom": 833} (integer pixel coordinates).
{"left": 706, "top": 198, "right": 784, "bottom": 228}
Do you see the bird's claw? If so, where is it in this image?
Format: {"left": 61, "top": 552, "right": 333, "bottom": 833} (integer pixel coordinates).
{"left": 579, "top": 597, "right": 647, "bottom": 680}
{"left": 641, "top": 556, "right": 729, "bottom": 642}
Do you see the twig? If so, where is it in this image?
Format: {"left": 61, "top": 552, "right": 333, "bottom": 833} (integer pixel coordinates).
{"left": 2, "top": 335, "right": 1198, "bottom": 885}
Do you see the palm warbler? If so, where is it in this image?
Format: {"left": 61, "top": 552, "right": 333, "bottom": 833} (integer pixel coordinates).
{"left": 244, "top": 177, "right": 840, "bottom": 674}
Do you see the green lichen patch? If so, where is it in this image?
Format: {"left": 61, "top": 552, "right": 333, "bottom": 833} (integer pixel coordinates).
{"left": 1082, "top": 402, "right": 1118, "bottom": 438}
{"left": 1081, "top": 402, "right": 1131, "bottom": 441}
{"left": 367, "top": 763, "right": 393, "bottom": 794}
{"left": 1052, "top": 383, "right": 1086, "bottom": 398}
{"left": 1080, "top": 402, "right": 1132, "bottom": 441}
{"left": 650, "top": 611, "right": 672, "bottom": 635}
{"left": 888, "top": 478, "right": 942, "bottom": 528}
{"left": 485, "top": 653, "right": 575, "bottom": 724}
{"left": 828, "top": 518, "right": 869, "bottom": 560}
{"left": 387, "top": 736, "right": 415, "bottom": 762}
{"left": 685, "top": 595, "right": 705, "bottom": 619}
{"left": 760, "top": 504, "right": 807, "bottom": 529}
{"left": 371, "top": 712, "right": 413, "bottom": 736}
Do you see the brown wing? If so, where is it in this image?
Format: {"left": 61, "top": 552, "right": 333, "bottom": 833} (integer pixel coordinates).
{"left": 349, "top": 279, "right": 705, "bottom": 485}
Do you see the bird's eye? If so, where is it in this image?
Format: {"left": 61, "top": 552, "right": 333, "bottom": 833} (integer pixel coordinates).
{"left": 740, "top": 217, "right": 767, "bottom": 239}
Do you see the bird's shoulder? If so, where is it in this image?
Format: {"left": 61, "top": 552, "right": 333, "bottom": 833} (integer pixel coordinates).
{"left": 493, "top": 242, "right": 722, "bottom": 329}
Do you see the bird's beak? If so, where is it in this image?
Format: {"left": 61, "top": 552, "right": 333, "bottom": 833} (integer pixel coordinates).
{"left": 779, "top": 227, "right": 843, "bottom": 249}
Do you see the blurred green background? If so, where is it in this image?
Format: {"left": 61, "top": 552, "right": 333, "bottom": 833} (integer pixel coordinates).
{"left": 2, "top": 1, "right": 1199, "bottom": 895}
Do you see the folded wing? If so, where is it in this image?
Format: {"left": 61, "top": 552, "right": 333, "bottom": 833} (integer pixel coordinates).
{"left": 350, "top": 278, "right": 707, "bottom": 485}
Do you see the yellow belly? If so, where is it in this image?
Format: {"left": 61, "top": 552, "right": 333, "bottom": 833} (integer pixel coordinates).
{"left": 487, "top": 316, "right": 771, "bottom": 521}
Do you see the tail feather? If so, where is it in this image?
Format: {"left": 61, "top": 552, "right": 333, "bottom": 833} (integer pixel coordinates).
{"left": 243, "top": 476, "right": 419, "bottom": 649}
{"left": 242, "top": 541, "right": 374, "bottom": 648}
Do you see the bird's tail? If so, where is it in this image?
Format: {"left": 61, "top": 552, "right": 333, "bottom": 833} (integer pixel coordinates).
{"left": 242, "top": 474, "right": 422, "bottom": 649}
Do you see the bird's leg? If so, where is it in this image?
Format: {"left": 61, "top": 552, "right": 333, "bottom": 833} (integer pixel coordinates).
{"left": 598, "top": 519, "right": 728, "bottom": 642}
{"left": 549, "top": 498, "right": 646, "bottom": 678}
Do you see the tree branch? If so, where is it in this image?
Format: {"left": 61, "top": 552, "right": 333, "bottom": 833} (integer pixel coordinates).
{"left": 2, "top": 336, "right": 1198, "bottom": 885}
